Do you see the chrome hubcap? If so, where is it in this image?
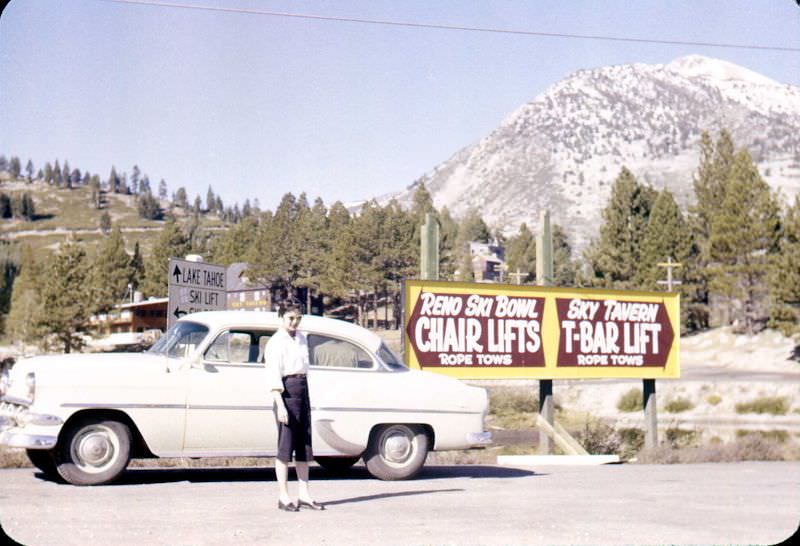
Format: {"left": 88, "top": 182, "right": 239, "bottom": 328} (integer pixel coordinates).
{"left": 382, "top": 428, "right": 414, "bottom": 464}
{"left": 72, "top": 426, "right": 117, "bottom": 472}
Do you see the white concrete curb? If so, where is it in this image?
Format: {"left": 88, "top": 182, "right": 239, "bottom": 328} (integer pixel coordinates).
{"left": 497, "top": 454, "right": 621, "bottom": 466}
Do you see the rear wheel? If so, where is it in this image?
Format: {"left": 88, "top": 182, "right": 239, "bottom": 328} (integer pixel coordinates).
{"left": 364, "top": 424, "right": 428, "bottom": 480}
{"left": 26, "top": 449, "right": 58, "bottom": 478}
{"left": 55, "top": 416, "right": 131, "bottom": 485}
{"left": 315, "top": 456, "right": 360, "bottom": 473}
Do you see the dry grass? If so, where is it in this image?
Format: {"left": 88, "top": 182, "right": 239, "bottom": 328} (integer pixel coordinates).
{"left": 735, "top": 396, "right": 790, "bottom": 415}
{"left": 616, "top": 387, "right": 643, "bottom": 412}
{"left": 635, "top": 433, "right": 791, "bottom": 464}
{"left": 663, "top": 397, "right": 694, "bottom": 413}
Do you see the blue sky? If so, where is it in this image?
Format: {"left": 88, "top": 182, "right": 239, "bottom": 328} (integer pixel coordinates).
{"left": 1, "top": 0, "right": 798, "bottom": 212}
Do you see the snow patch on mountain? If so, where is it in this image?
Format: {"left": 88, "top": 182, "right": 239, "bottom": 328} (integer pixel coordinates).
{"left": 381, "top": 55, "right": 800, "bottom": 251}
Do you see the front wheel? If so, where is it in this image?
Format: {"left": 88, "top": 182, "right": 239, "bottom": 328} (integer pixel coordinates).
{"left": 55, "top": 416, "right": 131, "bottom": 485}
{"left": 363, "top": 424, "right": 429, "bottom": 480}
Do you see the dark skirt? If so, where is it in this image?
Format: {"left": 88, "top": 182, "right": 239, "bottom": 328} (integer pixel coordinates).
{"left": 276, "top": 375, "right": 313, "bottom": 463}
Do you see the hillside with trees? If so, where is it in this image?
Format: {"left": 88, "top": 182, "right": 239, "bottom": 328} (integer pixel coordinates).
{"left": 1, "top": 128, "right": 799, "bottom": 352}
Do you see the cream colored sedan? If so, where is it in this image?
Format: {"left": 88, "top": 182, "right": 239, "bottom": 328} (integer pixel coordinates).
{"left": 0, "top": 311, "right": 491, "bottom": 485}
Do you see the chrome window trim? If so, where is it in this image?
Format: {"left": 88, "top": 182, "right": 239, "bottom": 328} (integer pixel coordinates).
{"left": 314, "top": 406, "right": 481, "bottom": 416}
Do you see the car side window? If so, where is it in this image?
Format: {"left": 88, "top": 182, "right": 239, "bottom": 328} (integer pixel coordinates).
{"left": 308, "top": 334, "right": 373, "bottom": 369}
{"left": 204, "top": 330, "right": 274, "bottom": 364}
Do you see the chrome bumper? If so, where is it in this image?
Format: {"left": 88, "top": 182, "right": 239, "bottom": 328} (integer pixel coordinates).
{"left": 0, "top": 402, "right": 61, "bottom": 450}
{"left": 466, "top": 431, "right": 493, "bottom": 447}
{"left": 0, "top": 427, "right": 57, "bottom": 449}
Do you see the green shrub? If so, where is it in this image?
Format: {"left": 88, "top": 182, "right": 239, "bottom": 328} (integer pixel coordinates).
{"left": 735, "top": 396, "right": 789, "bottom": 415}
{"left": 616, "top": 387, "right": 642, "bottom": 412}
{"left": 665, "top": 427, "right": 700, "bottom": 449}
{"left": 664, "top": 397, "right": 694, "bottom": 413}
{"left": 705, "top": 394, "right": 722, "bottom": 406}
{"left": 736, "top": 429, "right": 789, "bottom": 443}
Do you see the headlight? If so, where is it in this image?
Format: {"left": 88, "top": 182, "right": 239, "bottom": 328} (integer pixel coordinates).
{"left": 25, "top": 372, "right": 35, "bottom": 402}
{"left": 0, "top": 369, "right": 9, "bottom": 397}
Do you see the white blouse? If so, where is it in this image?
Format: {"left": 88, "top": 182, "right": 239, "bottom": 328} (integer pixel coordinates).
{"left": 264, "top": 328, "right": 310, "bottom": 392}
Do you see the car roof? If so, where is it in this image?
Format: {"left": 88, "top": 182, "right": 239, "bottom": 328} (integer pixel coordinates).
{"left": 178, "top": 310, "right": 384, "bottom": 352}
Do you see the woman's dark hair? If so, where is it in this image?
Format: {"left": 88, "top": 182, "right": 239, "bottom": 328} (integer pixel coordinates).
{"left": 277, "top": 299, "right": 304, "bottom": 317}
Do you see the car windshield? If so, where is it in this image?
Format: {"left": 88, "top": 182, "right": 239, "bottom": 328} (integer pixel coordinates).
{"left": 148, "top": 321, "right": 209, "bottom": 359}
{"left": 378, "top": 343, "right": 407, "bottom": 371}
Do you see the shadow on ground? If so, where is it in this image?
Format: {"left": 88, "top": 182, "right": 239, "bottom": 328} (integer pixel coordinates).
{"left": 33, "top": 464, "right": 536, "bottom": 486}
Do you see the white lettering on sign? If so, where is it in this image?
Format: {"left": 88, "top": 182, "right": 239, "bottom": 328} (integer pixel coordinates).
{"left": 604, "top": 300, "right": 658, "bottom": 323}
{"left": 566, "top": 299, "right": 600, "bottom": 320}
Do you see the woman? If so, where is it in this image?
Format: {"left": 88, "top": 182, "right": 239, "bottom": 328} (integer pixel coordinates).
{"left": 264, "top": 301, "right": 324, "bottom": 512}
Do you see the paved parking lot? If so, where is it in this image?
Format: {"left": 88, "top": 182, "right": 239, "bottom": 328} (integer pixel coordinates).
{"left": 1, "top": 461, "right": 798, "bottom": 545}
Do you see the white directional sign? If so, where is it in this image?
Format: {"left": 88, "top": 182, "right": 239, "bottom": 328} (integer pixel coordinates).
{"left": 167, "top": 258, "right": 227, "bottom": 329}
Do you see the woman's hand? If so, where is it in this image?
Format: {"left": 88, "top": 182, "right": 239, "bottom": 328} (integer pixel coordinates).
{"left": 275, "top": 400, "right": 289, "bottom": 425}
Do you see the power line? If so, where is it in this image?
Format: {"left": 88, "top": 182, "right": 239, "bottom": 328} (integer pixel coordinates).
{"left": 99, "top": 0, "right": 800, "bottom": 53}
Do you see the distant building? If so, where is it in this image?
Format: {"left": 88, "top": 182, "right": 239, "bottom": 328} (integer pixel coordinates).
{"left": 469, "top": 241, "right": 506, "bottom": 282}
{"left": 91, "top": 297, "right": 168, "bottom": 334}
{"left": 226, "top": 262, "right": 274, "bottom": 312}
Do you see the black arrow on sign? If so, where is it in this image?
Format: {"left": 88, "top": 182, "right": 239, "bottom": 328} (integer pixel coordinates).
{"left": 173, "top": 307, "right": 187, "bottom": 319}
{"left": 172, "top": 264, "right": 182, "bottom": 283}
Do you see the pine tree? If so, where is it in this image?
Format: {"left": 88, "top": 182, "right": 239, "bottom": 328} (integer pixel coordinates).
{"left": 206, "top": 186, "right": 216, "bottom": 212}
{"left": 174, "top": 187, "right": 188, "bottom": 208}
{"left": 768, "top": 195, "right": 800, "bottom": 338}
{"left": 293, "top": 197, "right": 330, "bottom": 311}
{"left": 211, "top": 216, "right": 259, "bottom": 266}
{"left": 36, "top": 241, "right": 93, "bottom": 353}
{"left": 141, "top": 220, "right": 191, "bottom": 297}
{"left": 43, "top": 162, "right": 53, "bottom": 184}
{"left": 129, "top": 241, "right": 145, "bottom": 292}
{"left": 4, "top": 245, "right": 44, "bottom": 344}
{"left": 437, "top": 207, "right": 459, "bottom": 279}
{"left": 158, "top": 179, "right": 168, "bottom": 200}
{"left": 9, "top": 157, "right": 21, "bottom": 179}
{"left": 709, "top": 150, "right": 781, "bottom": 333}
{"left": 0, "top": 243, "right": 19, "bottom": 333}
{"left": 62, "top": 161, "right": 71, "bottom": 189}
{"left": 92, "top": 226, "right": 134, "bottom": 312}
{"left": 99, "top": 211, "right": 112, "bottom": 234}
{"left": 108, "top": 166, "right": 119, "bottom": 193}
{"left": 459, "top": 208, "right": 491, "bottom": 244}
{"left": 551, "top": 225, "right": 577, "bottom": 287}
{"left": 90, "top": 175, "right": 102, "bottom": 209}
{"left": 54, "top": 160, "right": 62, "bottom": 187}
{"left": 505, "top": 223, "right": 536, "bottom": 284}
{"left": 25, "top": 159, "right": 34, "bottom": 182}
{"left": 585, "top": 167, "right": 657, "bottom": 289}
{"left": 686, "top": 130, "right": 736, "bottom": 329}
{"left": 130, "top": 165, "right": 141, "bottom": 195}
{"left": 638, "top": 189, "right": 693, "bottom": 290}
{"left": 137, "top": 190, "right": 162, "bottom": 220}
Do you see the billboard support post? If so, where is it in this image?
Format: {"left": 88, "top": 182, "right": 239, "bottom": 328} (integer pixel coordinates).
{"left": 536, "top": 210, "right": 554, "bottom": 454}
{"left": 644, "top": 379, "right": 658, "bottom": 449}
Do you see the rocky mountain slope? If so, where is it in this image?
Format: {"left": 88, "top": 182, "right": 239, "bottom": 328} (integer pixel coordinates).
{"left": 385, "top": 55, "right": 800, "bottom": 249}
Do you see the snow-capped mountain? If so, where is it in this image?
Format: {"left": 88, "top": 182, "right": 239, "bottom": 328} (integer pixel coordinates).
{"left": 385, "top": 55, "right": 800, "bottom": 250}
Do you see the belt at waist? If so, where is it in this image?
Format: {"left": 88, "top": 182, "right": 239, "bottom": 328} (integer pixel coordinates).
{"left": 284, "top": 374, "right": 307, "bottom": 380}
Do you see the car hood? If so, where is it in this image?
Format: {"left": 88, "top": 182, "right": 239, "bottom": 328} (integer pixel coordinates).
{"left": 9, "top": 352, "right": 170, "bottom": 390}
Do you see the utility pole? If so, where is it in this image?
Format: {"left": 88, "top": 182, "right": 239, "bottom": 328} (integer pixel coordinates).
{"left": 536, "top": 210, "right": 555, "bottom": 454}
{"left": 643, "top": 256, "right": 683, "bottom": 450}
{"left": 657, "top": 256, "right": 683, "bottom": 292}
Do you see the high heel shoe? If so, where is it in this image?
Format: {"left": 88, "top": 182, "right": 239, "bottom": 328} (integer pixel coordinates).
{"left": 278, "top": 500, "right": 298, "bottom": 512}
{"left": 297, "top": 500, "right": 325, "bottom": 511}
